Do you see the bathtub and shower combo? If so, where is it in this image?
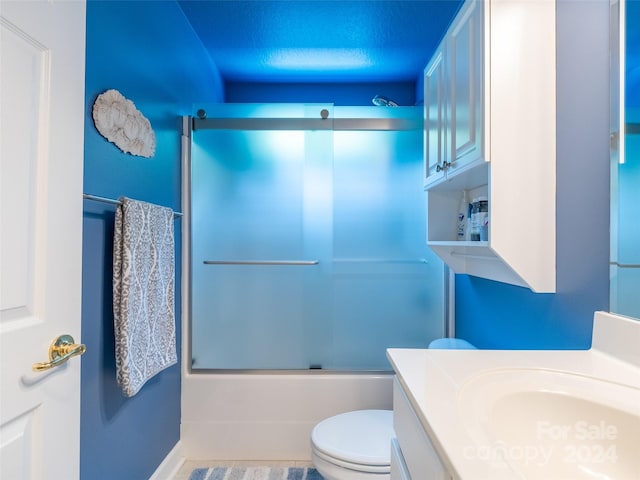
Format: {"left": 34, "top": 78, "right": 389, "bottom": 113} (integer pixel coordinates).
{"left": 179, "top": 103, "right": 447, "bottom": 461}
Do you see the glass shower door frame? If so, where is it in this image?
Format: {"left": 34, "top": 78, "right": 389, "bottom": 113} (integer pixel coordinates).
{"left": 183, "top": 104, "right": 447, "bottom": 372}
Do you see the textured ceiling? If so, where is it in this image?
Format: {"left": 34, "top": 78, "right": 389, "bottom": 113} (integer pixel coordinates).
{"left": 178, "top": 0, "right": 463, "bottom": 83}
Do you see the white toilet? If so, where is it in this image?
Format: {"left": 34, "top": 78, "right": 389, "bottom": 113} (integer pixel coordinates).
{"left": 311, "top": 339, "right": 477, "bottom": 479}
{"left": 310, "top": 409, "right": 394, "bottom": 480}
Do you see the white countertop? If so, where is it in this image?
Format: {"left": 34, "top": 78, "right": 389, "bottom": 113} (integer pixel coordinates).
{"left": 386, "top": 312, "right": 640, "bottom": 480}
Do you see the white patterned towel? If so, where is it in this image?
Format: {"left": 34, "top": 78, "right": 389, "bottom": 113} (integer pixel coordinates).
{"left": 113, "top": 197, "right": 177, "bottom": 397}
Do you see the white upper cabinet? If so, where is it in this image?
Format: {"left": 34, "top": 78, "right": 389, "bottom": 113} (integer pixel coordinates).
{"left": 424, "top": 0, "right": 556, "bottom": 293}
{"left": 448, "top": 0, "right": 483, "bottom": 175}
{"left": 424, "top": 45, "right": 447, "bottom": 187}
{"left": 424, "top": 0, "right": 483, "bottom": 188}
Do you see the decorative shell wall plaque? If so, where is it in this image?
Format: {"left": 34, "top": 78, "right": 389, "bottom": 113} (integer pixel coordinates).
{"left": 92, "top": 89, "right": 156, "bottom": 157}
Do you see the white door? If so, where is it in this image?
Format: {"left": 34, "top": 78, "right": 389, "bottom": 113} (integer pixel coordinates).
{"left": 0, "top": 1, "right": 86, "bottom": 479}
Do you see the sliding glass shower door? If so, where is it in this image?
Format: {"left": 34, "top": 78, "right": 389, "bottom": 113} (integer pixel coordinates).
{"left": 189, "top": 104, "right": 445, "bottom": 370}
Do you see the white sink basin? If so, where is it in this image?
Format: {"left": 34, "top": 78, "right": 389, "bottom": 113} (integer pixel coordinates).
{"left": 457, "top": 368, "right": 640, "bottom": 479}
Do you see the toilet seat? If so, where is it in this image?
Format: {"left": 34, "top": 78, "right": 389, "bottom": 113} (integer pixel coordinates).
{"left": 311, "top": 410, "right": 393, "bottom": 475}
{"left": 312, "top": 445, "right": 390, "bottom": 474}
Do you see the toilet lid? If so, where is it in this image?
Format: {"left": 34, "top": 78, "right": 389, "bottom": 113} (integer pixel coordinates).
{"left": 311, "top": 410, "right": 393, "bottom": 466}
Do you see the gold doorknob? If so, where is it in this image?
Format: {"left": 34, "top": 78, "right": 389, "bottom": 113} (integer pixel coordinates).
{"left": 32, "top": 334, "right": 86, "bottom": 372}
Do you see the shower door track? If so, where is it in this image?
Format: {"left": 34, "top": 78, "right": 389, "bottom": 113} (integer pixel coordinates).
{"left": 192, "top": 116, "right": 421, "bottom": 132}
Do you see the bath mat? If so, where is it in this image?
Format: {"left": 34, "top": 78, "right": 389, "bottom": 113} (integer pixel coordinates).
{"left": 188, "top": 466, "right": 323, "bottom": 480}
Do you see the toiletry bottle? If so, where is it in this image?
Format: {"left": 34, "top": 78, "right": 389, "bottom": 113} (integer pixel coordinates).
{"left": 477, "top": 196, "right": 489, "bottom": 241}
{"left": 457, "top": 191, "right": 468, "bottom": 241}
{"left": 466, "top": 201, "right": 472, "bottom": 240}
{"left": 470, "top": 198, "right": 480, "bottom": 241}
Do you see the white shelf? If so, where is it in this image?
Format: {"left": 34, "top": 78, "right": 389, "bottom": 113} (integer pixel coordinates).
{"left": 428, "top": 241, "right": 529, "bottom": 289}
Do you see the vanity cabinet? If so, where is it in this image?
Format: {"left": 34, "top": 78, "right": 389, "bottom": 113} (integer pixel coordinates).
{"left": 424, "top": 0, "right": 556, "bottom": 293}
{"left": 391, "top": 378, "right": 451, "bottom": 480}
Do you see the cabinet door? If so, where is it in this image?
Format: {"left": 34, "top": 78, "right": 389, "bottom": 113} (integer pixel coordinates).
{"left": 424, "top": 46, "right": 447, "bottom": 187}
{"left": 448, "top": 0, "right": 483, "bottom": 174}
{"left": 391, "top": 438, "right": 412, "bottom": 480}
{"left": 393, "top": 379, "right": 450, "bottom": 479}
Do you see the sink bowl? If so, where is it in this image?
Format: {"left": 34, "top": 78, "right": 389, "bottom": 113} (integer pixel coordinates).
{"left": 457, "top": 368, "right": 640, "bottom": 479}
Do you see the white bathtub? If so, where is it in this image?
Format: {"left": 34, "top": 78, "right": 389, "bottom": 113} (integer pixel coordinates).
{"left": 180, "top": 371, "right": 393, "bottom": 460}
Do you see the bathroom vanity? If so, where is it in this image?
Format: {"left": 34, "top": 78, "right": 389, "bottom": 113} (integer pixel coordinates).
{"left": 387, "top": 312, "right": 640, "bottom": 479}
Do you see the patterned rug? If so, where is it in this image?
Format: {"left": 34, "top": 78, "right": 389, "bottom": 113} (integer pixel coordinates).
{"left": 188, "top": 466, "right": 324, "bottom": 480}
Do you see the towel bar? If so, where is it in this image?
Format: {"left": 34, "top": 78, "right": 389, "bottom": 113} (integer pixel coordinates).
{"left": 83, "top": 193, "right": 183, "bottom": 218}
{"left": 610, "top": 261, "right": 640, "bottom": 268}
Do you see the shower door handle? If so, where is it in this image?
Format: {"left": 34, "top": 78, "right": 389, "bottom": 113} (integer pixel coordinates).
{"left": 204, "top": 260, "right": 319, "bottom": 266}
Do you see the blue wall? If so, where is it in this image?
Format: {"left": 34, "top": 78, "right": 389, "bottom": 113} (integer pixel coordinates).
{"left": 455, "top": 0, "right": 611, "bottom": 349}
{"left": 81, "top": 2, "right": 222, "bottom": 479}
